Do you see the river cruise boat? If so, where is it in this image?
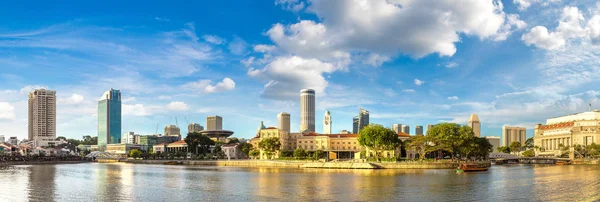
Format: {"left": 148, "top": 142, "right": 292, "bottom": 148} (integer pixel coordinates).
{"left": 457, "top": 163, "right": 489, "bottom": 172}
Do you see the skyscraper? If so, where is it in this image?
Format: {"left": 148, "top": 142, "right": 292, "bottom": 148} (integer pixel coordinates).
{"left": 323, "top": 110, "right": 332, "bottom": 134}
{"left": 300, "top": 89, "right": 315, "bottom": 132}
{"left": 402, "top": 125, "right": 410, "bottom": 135}
{"left": 188, "top": 123, "right": 204, "bottom": 133}
{"left": 165, "top": 125, "right": 181, "bottom": 137}
{"left": 277, "top": 112, "right": 290, "bottom": 133}
{"left": 358, "top": 108, "right": 369, "bottom": 132}
{"left": 98, "top": 89, "right": 121, "bottom": 150}
{"left": 207, "top": 116, "right": 223, "bottom": 130}
{"left": 468, "top": 114, "right": 481, "bottom": 137}
{"left": 502, "top": 126, "right": 526, "bottom": 146}
{"left": 415, "top": 125, "right": 423, "bottom": 135}
{"left": 28, "top": 89, "right": 56, "bottom": 147}
{"left": 352, "top": 116, "right": 359, "bottom": 134}
{"left": 392, "top": 124, "right": 402, "bottom": 133}
{"left": 427, "top": 124, "right": 434, "bottom": 133}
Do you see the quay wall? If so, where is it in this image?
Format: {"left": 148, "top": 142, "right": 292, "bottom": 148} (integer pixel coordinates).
{"left": 0, "top": 161, "right": 87, "bottom": 166}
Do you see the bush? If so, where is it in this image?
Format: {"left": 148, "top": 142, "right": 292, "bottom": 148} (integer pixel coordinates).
{"left": 293, "top": 148, "right": 308, "bottom": 159}
{"left": 280, "top": 150, "right": 293, "bottom": 157}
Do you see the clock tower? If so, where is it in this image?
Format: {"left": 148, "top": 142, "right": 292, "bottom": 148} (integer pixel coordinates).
{"left": 324, "top": 110, "right": 332, "bottom": 134}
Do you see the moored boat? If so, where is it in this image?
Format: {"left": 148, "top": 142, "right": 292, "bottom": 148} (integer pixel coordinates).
{"left": 457, "top": 163, "right": 489, "bottom": 172}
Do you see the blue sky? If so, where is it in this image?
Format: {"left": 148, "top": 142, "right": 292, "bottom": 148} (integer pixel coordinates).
{"left": 2, "top": 0, "right": 600, "bottom": 142}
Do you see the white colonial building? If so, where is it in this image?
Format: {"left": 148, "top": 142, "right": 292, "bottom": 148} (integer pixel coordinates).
{"left": 534, "top": 110, "right": 600, "bottom": 152}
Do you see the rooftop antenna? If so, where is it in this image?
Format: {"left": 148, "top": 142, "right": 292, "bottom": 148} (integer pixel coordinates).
{"left": 185, "top": 117, "right": 189, "bottom": 126}
{"left": 590, "top": 103, "right": 592, "bottom": 112}
{"left": 175, "top": 117, "right": 179, "bottom": 128}
{"left": 155, "top": 123, "right": 159, "bottom": 135}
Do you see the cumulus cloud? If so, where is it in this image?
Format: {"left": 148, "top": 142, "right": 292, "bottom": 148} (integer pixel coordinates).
{"left": 522, "top": 26, "right": 566, "bottom": 50}
{"left": 203, "top": 35, "right": 224, "bottom": 44}
{"left": 447, "top": 96, "right": 459, "bottom": 100}
{"left": 167, "top": 101, "right": 189, "bottom": 111}
{"left": 183, "top": 78, "right": 236, "bottom": 93}
{"left": 414, "top": 79, "right": 425, "bottom": 86}
{"left": 0, "top": 102, "right": 15, "bottom": 120}
{"left": 275, "top": 0, "right": 305, "bottom": 12}
{"left": 228, "top": 37, "right": 248, "bottom": 55}
{"left": 403, "top": 89, "right": 415, "bottom": 93}
{"left": 248, "top": 56, "right": 338, "bottom": 100}
{"left": 122, "top": 104, "right": 154, "bottom": 116}
{"left": 19, "top": 85, "right": 49, "bottom": 95}
{"left": 513, "top": 0, "right": 561, "bottom": 11}
{"left": 445, "top": 62, "right": 459, "bottom": 68}
{"left": 58, "top": 94, "right": 85, "bottom": 105}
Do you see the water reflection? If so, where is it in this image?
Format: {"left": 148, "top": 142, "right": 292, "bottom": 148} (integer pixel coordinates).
{"left": 1, "top": 163, "right": 600, "bottom": 201}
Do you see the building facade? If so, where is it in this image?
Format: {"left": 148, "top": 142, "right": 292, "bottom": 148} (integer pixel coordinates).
{"left": 206, "top": 116, "right": 223, "bottom": 130}
{"left": 323, "top": 110, "right": 332, "bottom": 134}
{"left": 352, "top": 117, "right": 359, "bottom": 134}
{"left": 415, "top": 125, "right": 423, "bottom": 135}
{"left": 427, "top": 124, "right": 434, "bottom": 134}
{"left": 28, "top": 89, "right": 57, "bottom": 147}
{"left": 402, "top": 125, "right": 410, "bottom": 135}
{"left": 0, "top": 135, "right": 4, "bottom": 143}
{"left": 188, "top": 123, "right": 204, "bottom": 133}
{"left": 164, "top": 125, "right": 181, "bottom": 137}
{"left": 300, "top": 89, "right": 315, "bottom": 132}
{"left": 121, "top": 132, "right": 137, "bottom": 144}
{"left": 502, "top": 126, "right": 526, "bottom": 146}
{"left": 392, "top": 124, "right": 402, "bottom": 133}
{"left": 98, "top": 89, "right": 121, "bottom": 151}
{"left": 534, "top": 110, "right": 600, "bottom": 152}
{"left": 277, "top": 112, "right": 290, "bottom": 133}
{"left": 358, "top": 108, "right": 369, "bottom": 133}
{"left": 485, "top": 136, "right": 501, "bottom": 152}
{"left": 468, "top": 114, "right": 481, "bottom": 137}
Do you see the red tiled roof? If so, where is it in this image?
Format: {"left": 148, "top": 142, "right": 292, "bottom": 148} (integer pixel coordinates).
{"left": 169, "top": 140, "right": 187, "bottom": 145}
{"left": 539, "top": 122, "right": 574, "bottom": 130}
{"left": 397, "top": 132, "right": 411, "bottom": 137}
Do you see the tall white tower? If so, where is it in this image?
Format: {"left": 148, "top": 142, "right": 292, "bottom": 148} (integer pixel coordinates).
{"left": 28, "top": 89, "right": 56, "bottom": 147}
{"left": 277, "top": 112, "right": 290, "bottom": 133}
{"left": 323, "top": 110, "right": 332, "bottom": 134}
{"left": 300, "top": 89, "right": 315, "bottom": 132}
{"left": 468, "top": 113, "right": 481, "bottom": 137}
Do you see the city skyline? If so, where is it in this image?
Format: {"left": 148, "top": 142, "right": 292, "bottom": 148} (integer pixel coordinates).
{"left": 2, "top": 1, "right": 600, "bottom": 140}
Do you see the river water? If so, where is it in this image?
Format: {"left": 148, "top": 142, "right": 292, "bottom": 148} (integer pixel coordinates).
{"left": 0, "top": 163, "right": 598, "bottom": 201}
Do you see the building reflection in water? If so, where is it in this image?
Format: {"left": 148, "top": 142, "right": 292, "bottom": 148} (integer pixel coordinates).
{"left": 27, "top": 165, "right": 57, "bottom": 202}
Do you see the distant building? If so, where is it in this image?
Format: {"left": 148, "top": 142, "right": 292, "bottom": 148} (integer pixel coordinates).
{"left": 468, "top": 114, "right": 481, "bottom": 137}
{"left": 352, "top": 117, "right": 359, "bottom": 134}
{"left": 427, "top": 124, "right": 434, "bottom": 133}
{"left": 485, "top": 136, "right": 501, "bottom": 152}
{"left": 98, "top": 89, "right": 122, "bottom": 151}
{"left": 392, "top": 124, "right": 402, "bottom": 133}
{"left": 415, "top": 125, "right": 423, "bottom": 135}
{"left": 7, "top": 137, "right": 18, "bottom": 146}
{"left": 28, "top": 89, "right": 57, "bottom": 147}
{"left": 188, "top": 123, "right": 204, "bottom": 133}
{"left": 206, "top": 116, "right": 223, "bottom": 130}
{"left": 277, "top": 112, "right": 291, "bottom": 133}
{"left": 164, "top": 125, "right": 181, "bottom": 137}
{"left": 0, "top": 135, "right": 4, "bottom": 143}
{"left": 138, "top": 135, "right": 158, "bottom": 147}
{"left": 358, "top": 108, "right": 369, "bottom": 132}
{"left": 502, "top": 126, "right": 526, "bottom": 147}
{"left": 402, "top": 125, "right": 410, "bottom": 135}
{"left": 323, "top": 110, "right": 332, "bottom": 134}
{"left": 534, "top": 110, "right": 600, "bottom": 152}
{"left": 339, "top": 130, "right": 351, "bottom": 134}
{"left": 222, "top": 143, "right": 244, "bottom": 159}
{"left": 300, "top": 89, "right": 316, "bottom": 132}
{"left": 121, "top": 132, "right": 137, "bottom": 144}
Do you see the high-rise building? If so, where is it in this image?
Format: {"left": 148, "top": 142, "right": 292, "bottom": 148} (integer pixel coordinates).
{"left": 28, "top": 89, "right": 57, "bottom": 147}
{"left": 277, "top": 112, "right": 291, "bottom": 133}
{"left": 485, "top": 136, "right": 501, "bottom": 152}
{"left": 121, "top": 132, "right": 136, "bottom": 144}
{"left": 502, "top": 126, "right": 526, "bottom": 147}
{"left": 358, "top": 108, "right": 369, "bottom": 133}
{"left": 0, "top": 135, "right": 4, "bottom": 143}
{"left": 207, "top": 116, "right": 223, "bottom": 130}
{"left": 402, "top": 125, "right": 410, "bottom": 135}
{"left": 427, "top": 124, "right": 434, "bottom": 133}
{"left": 392, "top": 124, "right": 402, "bottom": 133}
{"left": 165, "top": 125, "right": 181, "bottom": 137}
{"left": 415, "top": 125, "right": 423, "bottom": 135}
{"left": 98, "top": 89, "right": 122, "bottom": 150}
{"left": 352, "top": 116, "right": 359, "bottom": 134}
{"left": 188, "top": 123, "right": 204, "bottom": 133}
{"left": 323, "top": 110, "right": 332, "bottom": 134}
{"left": 300, "top": 89, "right": 315, "bottom": 132}
{"left": 7, "top": 137, "right": 18, "bottom": 146}
{"left": 468, "top": 114, "right": 481, "bottom": 137}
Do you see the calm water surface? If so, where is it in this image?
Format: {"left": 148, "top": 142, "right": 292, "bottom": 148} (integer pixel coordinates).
{"left": 0, "top": 163, "right": 599, "bottom": 201}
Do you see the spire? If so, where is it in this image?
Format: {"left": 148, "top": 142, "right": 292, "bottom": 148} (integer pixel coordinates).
{"left": 258, "top": 121, "right": 266, "bottom": 130}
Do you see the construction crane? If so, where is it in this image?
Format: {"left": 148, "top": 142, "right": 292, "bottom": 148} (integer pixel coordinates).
{"left": 155, "top": 123, "right": 159, "bottom": 135}
{"left": 175, "top": 117, "right": 179, "bottom": 128}
{"left": 185, "top": 117, "right": 189, "bottom": 126}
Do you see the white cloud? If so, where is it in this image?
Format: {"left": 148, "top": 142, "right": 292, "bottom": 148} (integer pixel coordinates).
{"left": 403, "top": 89, "right": 415, "bottom": 93}
{"left": 248, "top": 56, "right": 339, "bottom": 100}
{"left": 513, "top": 0, "right": 561, "bottom": 11}
{"left": 154, "top": 17, "right": 171, "bottom": 22}
{"left": 122, "top": 97, "right": 136, "bottom": 103}
{"left": 414, "top": 79, "right": 425, "bottom": 86}
{"left": 19, "top": 85, "right": 49, "bottom": 95}
{"left": 275, "top": 0, "right": 305, "bottom": 12}
{"left": 522, "top": 26, "right": 566, "bottom": 50}
{"left": 0, "top": 102, "right": 15, "bottom": 120}
{"left": 241, "top": 57, "right": 255, "bottom": 67}
{"left": 167, "top": 101, "right": 189, "bottom": 111}
{"left": 253, "top": 44, "right": 276, "bottom": 53}
{"left": 447, "top": 96, "right": 459, "bottom": 100}
{"left": 182, "top": 78, "right": 236, "bottom": 93}
{"left": 445, "top": 62, "right": 459, "bottom": 68}
{"left": 122, "top": 104, "right": 154, "bottom": 116}
{"left": 228, "top": 37, "right": 248, "bottom": 55}
{"left": 203, "top": 35, "right": 224, "bottom": 44}
{"left": 58, "top": 94, "right": 85, "bottom": 105}
{"left": 158, "top": 95, "right": 172, "bottom": 100}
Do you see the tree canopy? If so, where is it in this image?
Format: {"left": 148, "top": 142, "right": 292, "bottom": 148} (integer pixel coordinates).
{"left": 358, "top": 124, "right": 401, "bottom": 160}
{"left": 509, "top": 141, "right": 522, "bottom": 155}
{"left": 184, "top": 132, "right": 215, "bottom": 155}
{"left": 258, "top": 137, "right": 281, "bottom": 159}
{"left": 293, "top": 148, "right": 308, "bottom": 159}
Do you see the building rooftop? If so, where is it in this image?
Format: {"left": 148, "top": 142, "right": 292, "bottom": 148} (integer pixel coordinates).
{"left": 538, "top": 122, "right": 574, "bottom": 130}
{"left": 469, "top": 113, "right": 480, "bottom": 122}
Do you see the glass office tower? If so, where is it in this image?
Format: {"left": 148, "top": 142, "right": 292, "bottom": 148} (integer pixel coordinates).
{"left": 98, "top": 89, "right": 121, "bottom": 151}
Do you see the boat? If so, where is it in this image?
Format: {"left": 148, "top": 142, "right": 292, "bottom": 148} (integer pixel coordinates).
{"left": 555, "top": 161, "right": 571, "bottom": 165}
{"left": 164, "top": 161, "right": 182, "bottom": 165}
{"left": 457, "top": 163, "right": 489, "bottom": 172}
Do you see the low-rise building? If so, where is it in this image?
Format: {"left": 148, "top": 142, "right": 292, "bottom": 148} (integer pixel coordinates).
{"left": 535, "top": 110, "right": 600, "bottom": 153}
{"left": 222, "top": 143, "right": 244, "bottom": 159}
{"left": 166, "top": 140, "right": 188, "bottom": 153}
{"left": 105, "top": 144, "right": 143, "bottom": 156}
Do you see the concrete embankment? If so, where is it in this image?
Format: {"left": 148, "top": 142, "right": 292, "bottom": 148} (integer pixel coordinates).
{"left": 0, "top": 161, "right": 88, "bottom": 166}
{"left": 128, "top": 159, "right": 461, "bottom": 169}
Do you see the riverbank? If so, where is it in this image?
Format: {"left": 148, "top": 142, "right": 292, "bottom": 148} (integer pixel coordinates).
{"left": 126, "top": 159, "right": 462, "bottom": 169}
{"left": 0, "top": 160, "right": 88, "bottom": 166}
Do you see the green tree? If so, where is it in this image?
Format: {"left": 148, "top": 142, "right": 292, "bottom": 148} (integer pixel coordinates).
{"left": 258, "top": 137, "right": 282, "bottom": 159}
{"left": 227, "top": 138, "right": 240, "bottom": 144}
{"left": 249, "top": 150, "right": 260, "bottom": 159}
{"left": 406, "top": 134, "right": 429, "bottom": 160}
{"left": 357, "top": 124, "right": 401, "bottom": 161}
{"left": 497, "top": 146, "right": 511, "bottom": 154}
{"left": 525, "top": 137, "right": 534, "bottom": 150}
{"left": 313, "top": 150, "right": 325, "bottom": 160}
{"left": 522, "top": 149, "right": 535, "bottom": 157}
{"left": 129, "top": 149, "right": 142, "bottom": 159}
{"left": 509, "top": 141, "right": 522, "bottom": 155}
{"left": 184, "top": 132, "right": 215, "bottom": 155}
{"left": 238, "top": 142, "right": 253, "bottom": 157}
{"left": 426, "top": 123, "right": 474, "bottom": 161}
{"left": 280, "top": 150, "right": 293, "bottom": 157}
{"left": 293, "top": 148, "right": 308, "bottom": 159}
